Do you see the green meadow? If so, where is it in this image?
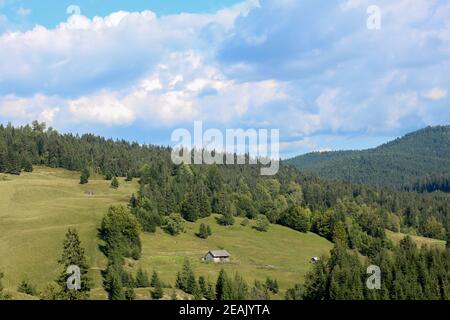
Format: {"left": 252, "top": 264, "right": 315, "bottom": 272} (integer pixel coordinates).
{"left": 386, "top": 230, "right": 446, "bottom": 249}
{"left": 0, "top": 167, "right": 332, "bottom": 298}
{"left": 0, "top": 167, "right": 138, "bottom": 292}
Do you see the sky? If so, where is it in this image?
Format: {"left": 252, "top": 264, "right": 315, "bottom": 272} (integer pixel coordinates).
{"left": 0, "top": 0, "right": 449, "bottom": 158}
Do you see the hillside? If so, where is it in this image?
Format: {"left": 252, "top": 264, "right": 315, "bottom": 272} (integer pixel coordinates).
{"left": 0, "top": 167, "right": 332, "bottom": 298}
{"left": 286, "top": 126, "right": 450, "bottom": 187}
{"left": 0, "top": 167, "right": 138, "bottom": 290}
{"left": 137, "top": 215, "right": 332, "bottom": 298}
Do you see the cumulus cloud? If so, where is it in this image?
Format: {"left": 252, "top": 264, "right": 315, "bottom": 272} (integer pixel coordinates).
{"left": 0, "top": 0, "right": 449, "bottom": 155}
{"left": 0, "top": 94, "right": 60, "bottom": 124}
{"left": 216, "top": 0, "right": 450, "bottom": 139}
{"left": 67, "top": 51, "right": 287, "bottom": 126}
{"left": 0, "top": 3, "right": 254, "bottom": 97}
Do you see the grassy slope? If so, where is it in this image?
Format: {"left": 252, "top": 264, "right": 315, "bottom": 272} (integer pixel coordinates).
{"left": 0, "top": 166, "right": 138, "bottom": 292}
{"left": 0, "top": 167, "right": 333, "bottom": 299}
{"left": 386, "top": 230, "right": 446, "bottom": 249}
{"left": 136, "top": 215, "right": 332, "bottom": 298}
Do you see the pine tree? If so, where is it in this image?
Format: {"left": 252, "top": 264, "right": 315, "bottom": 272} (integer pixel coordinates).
{"left": 57, "top": 228, "right": 91, "bottom": 299}
{"left": 125, "top": 287, "right": 136, "bottom": 300}
{"left": 21, "top": 156, "right": 33, "bottom": 172}
{"left": 151, "top": 273, "right": 164, "bottom": 299}
{"left": 79, "top": 167, "right": 90, "bottom": 184}
{"left": 231, "top": 273, "right": 249, "bottom": 300}
{"left": 206, "top": 281, "right": 216, "bottom": 300}
{"left": 181, "top": 192, "right": 199, "bottom": 222}
{"left": 216, "top": 268, "right": 232, "bottom": 300}
{"left": 135, "top": 268, "right": 150, "bottom": 288}
{"left": 198, "top": 276, "right": 207, "bottom": 296}
{"left": 197, "top": 223, "right": 209, "bottom": 239}
{"left": 151, "top": 271, "right": 160, "bottom": 287}
{"left": 6, "top": 150, "right": 20, "bottom": 175}
{"left": 104, "top": 266, "right": 125, "bottom": 300}
{"left": 111, "top": 176, "right": 119, "bottom": 189}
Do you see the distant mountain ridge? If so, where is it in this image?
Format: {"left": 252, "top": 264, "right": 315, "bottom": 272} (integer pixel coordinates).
{"left": 285, "top": 126, "right": 450, "bottom": 188}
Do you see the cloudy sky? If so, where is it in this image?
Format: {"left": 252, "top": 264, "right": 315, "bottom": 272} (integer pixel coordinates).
{"left": 0, "top": 0, "right": 449, "bottom": 158}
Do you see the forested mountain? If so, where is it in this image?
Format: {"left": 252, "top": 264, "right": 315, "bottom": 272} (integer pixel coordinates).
{"left": 1, "top": 121, "right": 449, "bottom": 243}
{"left": 285, "top": 126, "right": 450, "bottom": 188}
{"left": 1, "top": 122, "right": 449, "bottom": 300}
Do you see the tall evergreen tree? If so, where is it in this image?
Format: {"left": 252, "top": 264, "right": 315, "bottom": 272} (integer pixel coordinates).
{"left": 135, "top": 268, "right": 150, "bottom": 288}
{"left": 79, "top": 167, "right": 90, "bottom": 184}
{"left": 57, "top": 228, "right": 91, "bottom": 300}
{"left": 111, "top": 176, "right": 119, "bottom": 189}
{"left": 216, "top": 269, "right": 232, "bottom": 300}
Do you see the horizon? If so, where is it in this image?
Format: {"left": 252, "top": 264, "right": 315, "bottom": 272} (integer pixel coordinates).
{"left": 3, "top": 120, "right": 448, "bottom": 160}
{"left": 0, "top": 0, "right": 449, "bottom": 158}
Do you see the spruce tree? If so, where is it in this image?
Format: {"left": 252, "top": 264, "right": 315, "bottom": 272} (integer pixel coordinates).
{"left": 216, "top": 268, "right": 232, "bottom": 300}
{"left": 125, "top": 287, "right": 136, "bottom": 300}
{"left": 136, "top": 268, "right": 150, "bottom": 288}
{"left": 197, "top": 223, "right": 209, "bottom": 239}
{"left": 151, "top": 271, "right": 160, "bottom": 288}
{"left": 181, "top": 192, "right": 199, "bottom": 222}
{"left": 111, "top": 176, "right": 119, "bottom": 189}
{"left": 79, "top": 167, "right": 90, "bottom": 184}
{"left": 57, "top": 228, "right": 91, "bottom": 300}
{"left": 151, "top": 273, "right": 164, "bottom": 299}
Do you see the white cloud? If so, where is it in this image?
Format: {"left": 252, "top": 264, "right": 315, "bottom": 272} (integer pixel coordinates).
{"left": 422, "top": 87, "right": 448, "bottom": 100}
{"left": 0, "top": 3, "right": 255, "bottom": 97}
{"left": 66, "top": 51, "right": 287, "bottom": 125}
{"left": 0, "top": 94, "right": 60, "bottom": 124}
{"left": 68, "top": 93, "right": 135, "bottom": 125}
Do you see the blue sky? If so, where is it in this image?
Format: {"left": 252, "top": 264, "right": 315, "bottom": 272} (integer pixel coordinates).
{"left": 1, "top": 0, "right": 242, "bottom": 28}
{"left": 0, "top": 0, "right": 449, "bottom": 158}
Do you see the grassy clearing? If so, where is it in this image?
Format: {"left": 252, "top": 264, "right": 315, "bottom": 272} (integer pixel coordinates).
{"left": 386, "top": 230, "right": 446, "bottom": 249}
{"left": 0, "top": 166, "right": 138, "bottom": 292}
{"left": 136, "top": 215, "right": 332, "bottom": 298}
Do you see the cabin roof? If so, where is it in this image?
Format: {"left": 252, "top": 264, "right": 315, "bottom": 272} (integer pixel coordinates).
{"left": 208, "top": 250, "right": 230, "bottom": 258}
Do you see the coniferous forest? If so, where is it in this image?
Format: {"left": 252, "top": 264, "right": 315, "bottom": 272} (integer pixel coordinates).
{"left": 0, "top": 122, "right": 449, "bottom": 300}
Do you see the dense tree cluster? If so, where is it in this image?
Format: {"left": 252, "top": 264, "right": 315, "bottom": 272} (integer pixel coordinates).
{"left": 175, "top": 261, "right": 273, "bottom": 300}
{"left": 99, "top": 206, "right": 142, "bottom": 300}
{"left": 288, "top": 237, "right": 450, "bottom": 300}
{"left": 408, "top": 173, "right": 450, "bottom": 193}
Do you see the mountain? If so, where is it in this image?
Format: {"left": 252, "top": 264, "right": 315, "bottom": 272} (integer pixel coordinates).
{"left": 285, "top": 126, "right": 450, "bottom": 188}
